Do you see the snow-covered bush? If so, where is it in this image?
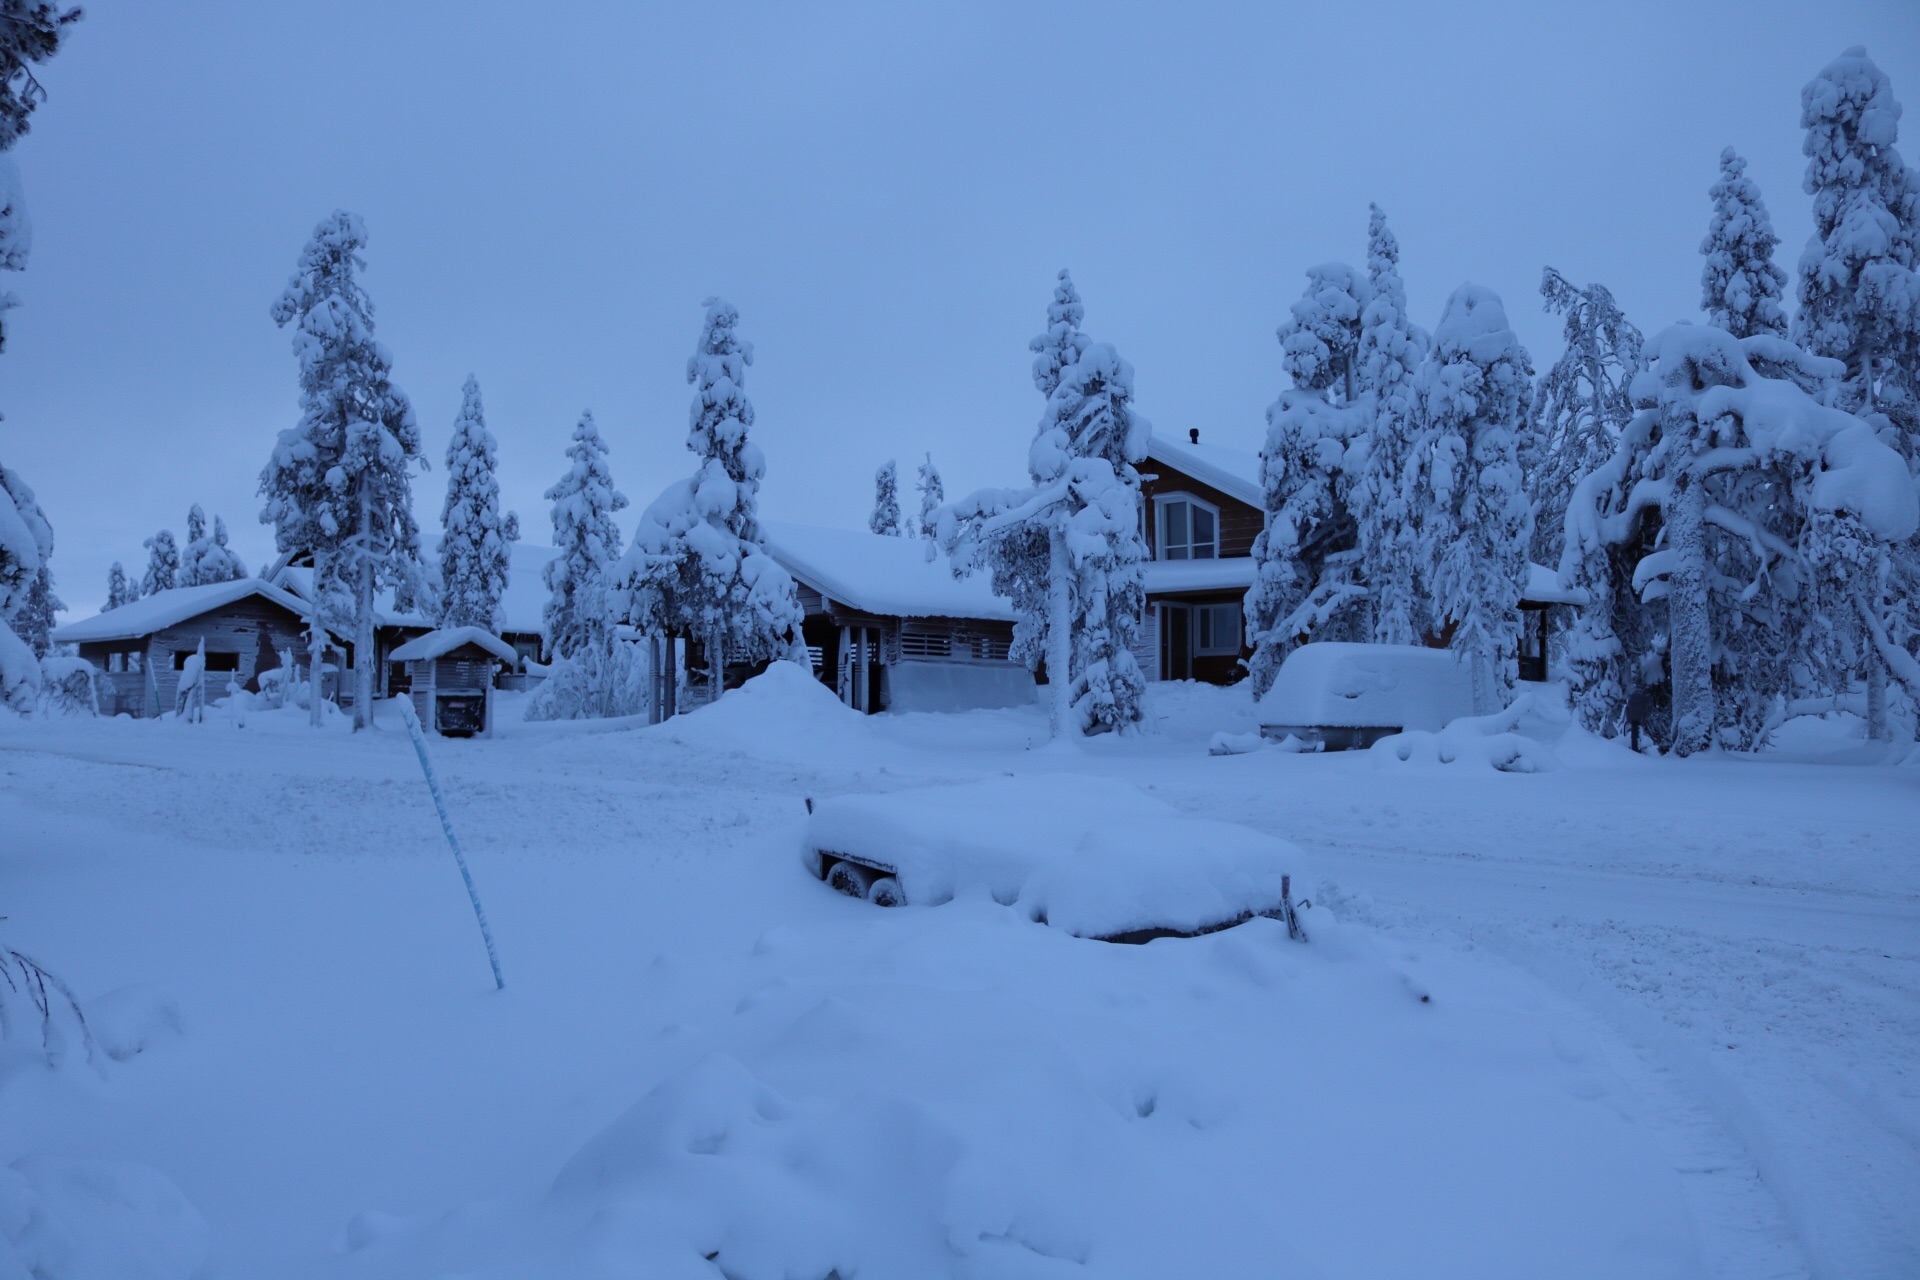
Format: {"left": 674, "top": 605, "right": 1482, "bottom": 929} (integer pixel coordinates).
{"left": 524, "top": 637, "right": 651, "bottom": 722}
{"left": 36, "top": 653, "right": 95, "bottom": 716}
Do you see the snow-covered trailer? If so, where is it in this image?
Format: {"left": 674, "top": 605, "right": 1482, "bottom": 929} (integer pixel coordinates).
{"left": 390, "top": 627, "right": 515, "bottom": 738}
{"left": 1256, "top": 642, "right": 1476, "bottom": 750}
{"left": 802, "top": 776, "right": 1308, "bottom": 943}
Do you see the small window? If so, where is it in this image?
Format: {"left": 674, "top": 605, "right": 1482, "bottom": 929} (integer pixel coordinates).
{"left": 205, "top": 652, "right": 240, "bottom": 673}
{"left": 1156, "top": 496, "right": 1220, "bottom": 561}
{"left": 1195, "top": 603, "right": 1242, "bottom": 655}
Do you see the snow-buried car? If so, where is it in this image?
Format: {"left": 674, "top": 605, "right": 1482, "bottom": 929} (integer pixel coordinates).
{"left": 802, "top": 775, "right": 1308, "bottom": 943}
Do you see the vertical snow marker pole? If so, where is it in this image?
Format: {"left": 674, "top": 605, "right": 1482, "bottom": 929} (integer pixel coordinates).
{"left": 397, "top": 697, "right": 506, "bottom": 991}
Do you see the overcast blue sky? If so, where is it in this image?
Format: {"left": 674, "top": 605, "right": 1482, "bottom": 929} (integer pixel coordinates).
{"left": 4, "top": 0, "right": 1917, "bottom": 614}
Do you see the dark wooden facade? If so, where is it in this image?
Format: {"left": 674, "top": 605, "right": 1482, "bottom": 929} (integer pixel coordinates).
{"left": 1137, "top": 455, "right": 1261, "bottom": 686}
{"left": 1139, "top": 465, "right": 1263, "bottom": 561}
{"left": 77, "top": 595, "right": 317, "bottom": 718}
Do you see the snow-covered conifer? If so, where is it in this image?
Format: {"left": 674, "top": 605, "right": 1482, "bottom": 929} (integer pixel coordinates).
{"left": 181, "top": 504, "right": 207, "bottom": 584}
{"left": 1701, "top": 148, "right": 1790, "bottom": 340}
{"left": 203, "top": 516, "right": 246, "bottom": 583}
{"left": 1246, "top": 264, "right": 1371, "bottom": 695}
{"left": 870, "top": 459, "right": 902, "bottom": 536}
{"left": 1528, "top": 269, "right": 1642, "bottom": 566}
{"left": 1353, "top": 205, "right": 1429, "bottom": 645}
{"left": 16, "top": 564, "right": 58, "bottom": 655}
{"left": 0, "top": 461, "right": 50, "bottom": 709}
{"left": 1795, "top": 46, "right": 1920, "bottom": 442}
{"left": 1277, "top": 263, "right": 1370, "bottom": 406}
{"left": 176, "top": 503, "right": 244, "bottom": 587}
{"left": 615, "top": 301, "right": 803, "bottom": 716}
{"left": 914, "top": 452, "right": 944, "bottom": 539}
{"left": 440, "top": 376, "right": 515, "bottom": 631}
{"left": 262, "top": 210, "right": 426, "bottom": 729}
{"left": 541, "top": 410, "right": 626, "bottom": 660}
{"left": 0, "top": 1, "right": 79, "bottom": 355}
{"left": 944, "top": 277, "right": 1149, "bottom": 736}
{"left": 141, "top": 529, "right": 178, "bottom": 597}
{"left": 1419, "top": 284, "right": 1534, "bottom": 712}
{"left": 104, "top": 560, "right": 132, "bottom": 610}
{"left": 1561, "top": 327, "right": 1917, "bottom": 752}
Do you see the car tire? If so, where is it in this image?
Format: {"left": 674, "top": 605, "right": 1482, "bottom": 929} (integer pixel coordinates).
{"left": 825, "top": 860, "right": 872, "bottom": 899}
{"left": 866, "top": 876, "right": 904, "bottom": 908}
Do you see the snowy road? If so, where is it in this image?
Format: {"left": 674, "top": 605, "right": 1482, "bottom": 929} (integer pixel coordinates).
{"left": 3, "top": 684, "right": 1916, "bottom": 1278}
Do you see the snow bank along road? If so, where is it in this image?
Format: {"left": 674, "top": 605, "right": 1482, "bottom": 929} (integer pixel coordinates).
{"left": 0, "top": 681, "right": 1913, "bottom": 1278}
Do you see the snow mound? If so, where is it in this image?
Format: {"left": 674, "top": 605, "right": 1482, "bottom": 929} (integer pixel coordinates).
{"left": 1370, "top": 692, "right": 1568, "bottom": 773}
{"left": 0, "top": 1156, "right": 208, "bottom": 1280}
{"left": 84, "top": 985, "right": 183, "bottom": 1063}
{"left": 804, "top": 775, "right": 1305, "bottom": 937}
{"left": 1257, "top": 642, "right": 1474, "bottom": 732}
{"left": 667, "top": 661, "right": 864, "bottom": 752}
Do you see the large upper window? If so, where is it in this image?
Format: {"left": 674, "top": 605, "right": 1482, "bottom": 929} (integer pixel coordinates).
{"left": 1156, "top": 495, "right": 1219, "bottom": 560}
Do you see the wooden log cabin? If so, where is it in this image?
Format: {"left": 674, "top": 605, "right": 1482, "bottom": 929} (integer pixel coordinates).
{"left": 53, "top": 578, "right": 327, "bottom": 717}
{"left": 759, "top": 522, "right": 1035, "bottom": 714}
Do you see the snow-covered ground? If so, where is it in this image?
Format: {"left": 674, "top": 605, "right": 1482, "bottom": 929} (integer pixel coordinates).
{"left": 1, "top": 677, "right": 1914, "bottom": 1278}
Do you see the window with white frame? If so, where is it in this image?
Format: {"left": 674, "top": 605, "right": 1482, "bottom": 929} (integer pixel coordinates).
{"left": 1155, "top": 495, "right": 1219, "bottom": 560}
{"left": 1195, "top": 602, "right": 1242, "bottom": 655}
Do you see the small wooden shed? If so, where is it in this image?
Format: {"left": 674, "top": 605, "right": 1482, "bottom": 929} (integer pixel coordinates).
{"left": 390, "top": 627, "right": 515, "bottom": 737}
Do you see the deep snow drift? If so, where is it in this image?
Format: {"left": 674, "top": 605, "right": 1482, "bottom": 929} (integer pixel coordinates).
{"left": 1, "top": 673, "right": 1914, "bottom": 1278}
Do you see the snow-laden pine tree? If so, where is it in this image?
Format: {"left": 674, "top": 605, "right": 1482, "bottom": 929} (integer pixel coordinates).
{"left": 262, "top": 211, "right": 426, "bottom": 730}
{"left": 1352, "top": 205, "right": 1429, "bottom": 645}
{"left": 943, "top": 277, "right": 1149, "bottom": 736}
{"left": 1561, "top": 326, "right": 1918, "bottom": 753}
{"left": 176, "top": 503, "right": 244, "bottom": 588}
{"left": 1796, "top": 46, "right": 1920, "bottom": 444}
{"left": 1702, "top": 148, "right": 1790, "bottom": 340}
{"left": 914, "top": 452, "right": 944, "bottom": 539}
{"left": 1527, "top": 269, "right": 1642, "bottom": 566}
{"left": 141, "top": 529, "right": 178, "bottom": 597}
{"left": 1419, "top": 284, "right": 1534, "bottom": 713}
{"left": 0, "top": 4, "right": 77, "bottom": 710}
{"left": 614, "top": 299, "right": 803, "bottom": 712}
{"left": 440, "top": 376, "right": 515, "bottom": 631}
{"left": 541, "top": 410, "right": 626, "bottom": 660}
{"left": 870, "top": 459, "right": 902, "bottom": 536}
{"left": 104, "top": 560, "right": 132, "bottom": 610}
{"left": 1246, "top": 263, "right": 1371, "bottom": 695}
{"left": 15, "top": 564, "right": 56, "bottom": 656}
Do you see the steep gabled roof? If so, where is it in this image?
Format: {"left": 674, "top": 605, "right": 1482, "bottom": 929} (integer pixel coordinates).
{"left": 53, "top": 578, "right": 320, "bottom": 644}
{"left": 389, "top": 626, "right": 517, "bottom": 664}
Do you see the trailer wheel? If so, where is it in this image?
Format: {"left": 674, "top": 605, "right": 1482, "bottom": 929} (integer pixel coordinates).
{"left": 825, "top": 860, "right": 872, "bottom": 899}
{"left": 866, "top": 876, "right": 904, "bottom": 908}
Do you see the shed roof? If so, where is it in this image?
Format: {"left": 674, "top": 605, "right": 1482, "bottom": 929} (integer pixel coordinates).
{"left": 53, "top": 578, "right": 319, "bottom": 645}
{"left": 761, "top": 521, "right": 1017, "bottom": 622}
{"left": 389, "top": 627, "right": 517, "bottom": 664}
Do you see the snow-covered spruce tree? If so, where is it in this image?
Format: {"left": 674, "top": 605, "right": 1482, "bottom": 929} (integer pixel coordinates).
{"left": 16, "top": 563, "right": 57, "bottom": 655}
{"left": 1702, "top": 148, "right": 1790, "bottom": 341}
{"left": 1418, "top": 284, "right": 1534, "bottom": 714}
{"left": 177, "top": 504, "right": 208, "bottom": 587}
{"left": 1245, "top": 263, "right": 1371, "bottom": 696}
{"left": 1795, "top": 46, "right": 1920, "bottom": 445}
{"left": 541, "top": 410, "right": 626, "bottom": 661}
{"left": 1527, "top": 269, "right": 1642, "bottom": 567}
{"left": 263, "top": 210, "right": 426, "bottom": 730}
{"left": 914, "top": 452, "right": 944, "bottom": 539}
{"left": 104, "top": 560, "right": 132, "bottom": 610}
{"left": 202, "top": 515, "right": 246, "bottom": 583}
{"left": 613, "top": 299, "right": 803, "bottom": 713}
{"left": 943, "top": 277, "right": 1149, "bottom": 737}
{"left": 140, "top": 529, "right": 178, "bottom": 596}
{"left": 870, "top": 459, "right": 902, "bottom": 536}
{"left": 1353, "top": 205, "right": 1430, "bottom": 646}
{"left": 1560, "top": 327, "right": 1917, "bottom": 753}
{"left": 0, "top": 4, "right": 78, "bottom": 711}
{"left": 440, "top": 375, "right": 515, "bottom": 631}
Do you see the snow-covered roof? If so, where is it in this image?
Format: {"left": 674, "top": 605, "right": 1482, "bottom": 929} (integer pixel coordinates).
{"left": 1143, "top": 557, "right": 1257, "bottom": 594}
{"left": 1523, "top": 562, "right": 1585, "bottom": 606}
{"left": 53, "top": 578, "right": 320, "bottom": 645}
{"left": 270, "top": 542, "right": 561, "bottom": 637}
{"left": 761, "top": 521, "right": 1016, "bottom": 622}
{"left": 1144, "top": 432, "right": 1263, "bottom": 507}
{"left": 389, "top": 627, "right": 517, "bottom": 664}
